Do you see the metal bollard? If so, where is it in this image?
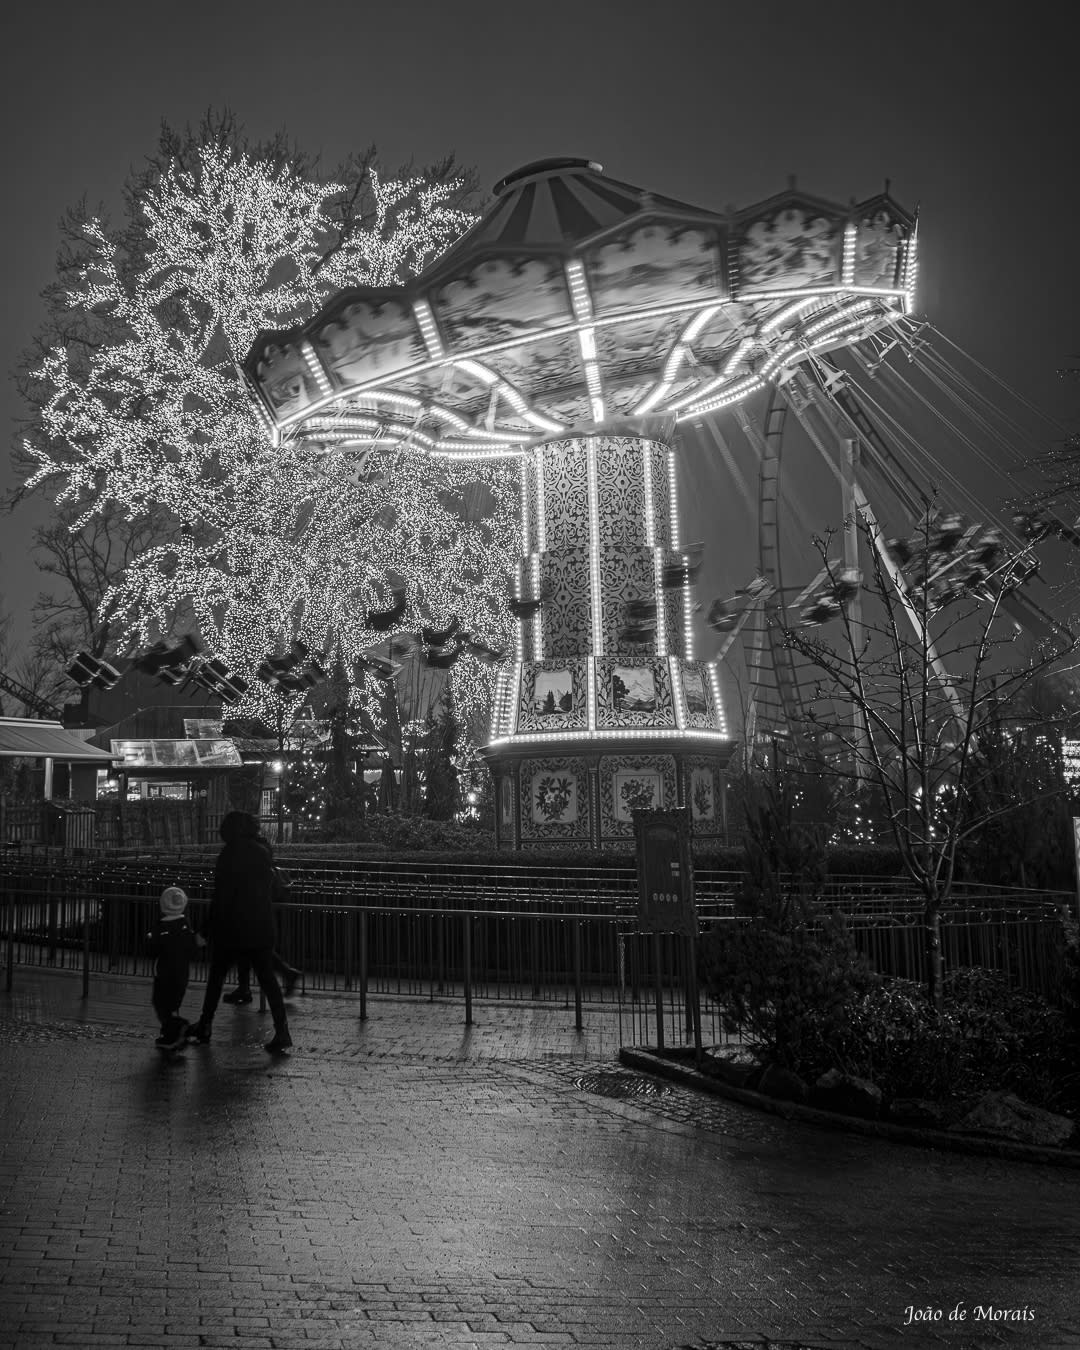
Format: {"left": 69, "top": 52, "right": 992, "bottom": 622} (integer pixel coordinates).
{"left": 572, "top": 919, "right": 583, "bottom": 1031}
{"left": 358, "top": 909, "right": 367, "bottom": 1021}
{"left": 81, "top": 873, "right": 91, "bottom": 1001}
{"left": 3, "top": 865, "right": 13, "bottom": 993}
{"left": 462, "top": 912, "right": 472, "bottom": 1026}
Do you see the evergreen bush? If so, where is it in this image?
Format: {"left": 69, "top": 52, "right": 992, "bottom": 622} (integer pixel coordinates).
{"left": 699, "top": 774, "right": 880, "bottom": 1075}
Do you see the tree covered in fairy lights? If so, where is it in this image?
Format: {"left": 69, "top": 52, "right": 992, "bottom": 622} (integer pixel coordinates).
{"left": 16, "top": 114, "right": 518, "bottom": 752}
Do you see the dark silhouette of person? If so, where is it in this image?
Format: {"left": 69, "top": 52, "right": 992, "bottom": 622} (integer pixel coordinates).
{"left": 147, "top": 885, "right": 204, "bottom": 1049}
{"left": 186, "top": 810, "right": 292, "bottom": 1053}
{"left": 223, "top": 949, "right": 301, "bottom": 1004}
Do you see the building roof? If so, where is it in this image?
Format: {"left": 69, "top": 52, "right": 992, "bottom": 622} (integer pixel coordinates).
{"left": 0, "top": 718, "right": 117, "bottom": 763}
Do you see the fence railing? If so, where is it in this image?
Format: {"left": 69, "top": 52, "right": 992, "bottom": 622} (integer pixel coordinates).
{"left": 1, "top": 856, "right": 1072, "bottom": 1045}
{"left": 1, "top": 801, "right": 288, "bottom": 851}
{"left": 0, "top": 871, "right": 724, "bottom": 1049}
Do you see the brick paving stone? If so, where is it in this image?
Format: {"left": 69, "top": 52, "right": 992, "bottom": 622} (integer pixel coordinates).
{"left": 2, "top": 968, "right": 1080, "bottom": 1348}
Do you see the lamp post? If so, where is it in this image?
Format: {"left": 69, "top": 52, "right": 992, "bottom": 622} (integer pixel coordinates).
{"left": 271, "top": 758, "right": 285, "bottom": 844}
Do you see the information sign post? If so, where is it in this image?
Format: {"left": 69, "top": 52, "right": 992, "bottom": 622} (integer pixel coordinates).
{"left": 633, "top": 807, "right": 701, "bottom": 1059}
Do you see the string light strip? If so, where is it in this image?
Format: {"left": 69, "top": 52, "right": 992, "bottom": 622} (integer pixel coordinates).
{"left": 653, "top": 548, "right": 667, "bottom": 658}
{"left": 707, "top": 662, "right": 728, "bottom": 736}
{"left": 586, "top": 437, "right": 604, "bottom": 656}
{"left": 274, "top": 282, "right": 911, "bottom": 434}
{"left": 486, "top": 729, "right": 732, "bottom": 746}
{"left": 841, "top": 223, "right": 858, "bottom": 286}
{"left": 530, "top": 553, "right": 543, "bottom": 662}
{"left": 565, "top": 260, "right": 605, "bottom": 424}
{"left": 669, "top": 655, "right": 686, "bottom": 729}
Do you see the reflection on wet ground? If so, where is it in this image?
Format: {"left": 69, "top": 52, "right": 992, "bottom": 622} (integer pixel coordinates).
{"left": 2, "top": 970, "right": 1078, "bottom": 1348}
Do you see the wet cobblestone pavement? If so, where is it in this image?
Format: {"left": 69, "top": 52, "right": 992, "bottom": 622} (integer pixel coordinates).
{"left": 2, "top": 969, "right": 1079, "bottom": 1349}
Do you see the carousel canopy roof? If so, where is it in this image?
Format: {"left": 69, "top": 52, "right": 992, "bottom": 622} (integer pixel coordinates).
{"left": 244, "top": 158, "right": 916, "bottom": 460}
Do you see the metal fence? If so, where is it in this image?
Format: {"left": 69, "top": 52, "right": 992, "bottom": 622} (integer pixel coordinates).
{"left": 1, "top": 801, "right": 266, "bottom": 851}
{"left": 0, "top": 858, "right": 729, "bottom": 1049}
{"left": 1, "top": 855, "right": 1072, "bottom": 1049}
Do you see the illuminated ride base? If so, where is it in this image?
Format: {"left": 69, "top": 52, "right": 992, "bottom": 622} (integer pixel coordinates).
{"left": 243, "top": 158, "right": 916, "bottom": 849}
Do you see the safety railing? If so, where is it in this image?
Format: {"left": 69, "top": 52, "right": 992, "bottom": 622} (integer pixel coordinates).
{"left": 1, "top": 857, "right": 1071, "bottom": 1033}
{"left": 0, "top": 865, "right": 734, "bottom": 1049}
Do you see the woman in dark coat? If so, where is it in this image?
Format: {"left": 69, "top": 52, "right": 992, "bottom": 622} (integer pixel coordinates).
{"left": 187, "top": 810, "right": 292, "bottom": 1053}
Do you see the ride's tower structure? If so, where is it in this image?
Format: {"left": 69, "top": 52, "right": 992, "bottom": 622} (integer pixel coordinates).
{"left": 243, "top": 157, "right": 917, "bottom": 849}
{"left": 495, "top": 417, "right": 731, "bottom": 848}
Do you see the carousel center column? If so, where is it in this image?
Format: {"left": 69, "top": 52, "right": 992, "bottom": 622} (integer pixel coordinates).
{"left": 485, "top": 423, "right": 729, "bottom": 849}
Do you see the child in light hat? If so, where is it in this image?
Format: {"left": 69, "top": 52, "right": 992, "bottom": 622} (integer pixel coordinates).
{"left": 148, "top": 886, "right": 203, "bottom": 1050}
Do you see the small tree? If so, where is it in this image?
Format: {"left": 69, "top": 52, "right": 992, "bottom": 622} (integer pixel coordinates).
{"left": 961, "top": 672, "right": 1077, "bottom": 889}
{"left": 701, "top": 759, "right": 879, "bottom": 1074}
{"left": 782, "top": 509, "right": 1077, "bottom": 1012}
{"left": 421, "top": 689, "right": 462, "bottom": 821}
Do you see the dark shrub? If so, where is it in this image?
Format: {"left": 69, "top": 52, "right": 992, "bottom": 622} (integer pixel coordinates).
{"left": 817, "top": 978, "right": 967, "bottom": 1103}
{"left": 941, "top": 967, "right": 1080, "bottom": 1116}
{"left": 700, "top": 773, "right": 880, "bottom": 1077}
{"left": 800, "top": 968, "right": 1080, "bottom": 1119}
{"left": 702, "top": 910, "right": 880, "bottom": 1078}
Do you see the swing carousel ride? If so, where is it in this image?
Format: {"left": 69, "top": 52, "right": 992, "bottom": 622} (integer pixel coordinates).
{"left": 243, "top": 157, "right": 1071, "bottom": 850}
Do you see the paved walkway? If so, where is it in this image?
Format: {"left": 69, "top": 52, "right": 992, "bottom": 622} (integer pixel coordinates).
{"left": 2, "top": 967, "right": 1079, "bottom": 1350}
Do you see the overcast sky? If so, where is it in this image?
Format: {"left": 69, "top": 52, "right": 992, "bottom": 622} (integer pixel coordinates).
{"left": 2, "top": 0, "right": 1076, "bottom": 661}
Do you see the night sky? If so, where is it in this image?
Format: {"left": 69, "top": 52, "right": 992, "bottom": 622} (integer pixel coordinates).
{"left": 2, "top": 0, "right": 1076, "bottom": 660}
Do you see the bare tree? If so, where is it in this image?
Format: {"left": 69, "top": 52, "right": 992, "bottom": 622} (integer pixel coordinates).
{"left": 781, "top": 509, "right": 1076, "bottom": 1011}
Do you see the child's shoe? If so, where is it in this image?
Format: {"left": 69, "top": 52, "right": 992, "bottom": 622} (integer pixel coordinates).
{"left": 185, "top": 1020, "right": 211, "bottom": 1044}
{"left": 264, "top": 1029, "right": 293, "bottom": 1054}
{"left": 223, "top": 987, "right": 253, "bottom": 1005}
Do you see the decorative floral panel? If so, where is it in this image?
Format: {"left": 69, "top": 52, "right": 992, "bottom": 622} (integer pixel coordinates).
{"left": 517, "top": 659, "right": 588, "bottom": 732}
{"left": 599, "top": 545, "right": 660, "bottom": 658}
{"left": 683, "top": 755, "right": 728, "bottom": 836}
{"left": 681, "top": 661, "right": 716, "bottom": 729}
{"left": 536, "top": 441, "right": 590, "bottom": 552}
{"left": 855, "top": 210, "right": 905, "bottom": 289}
{"left": 644, "top": 444, "right": 672, "bottom": 551}
{"left": 539, "top": 548, "right": 592, "bottom": 656}
{"left": 657, "top": 547, "right": 686, "bottom": 656}
{"left": 737, "top": 206, "right": 842, "bottom": 292}
{"left": 599, "top": 754, "right": 677, "bottom": 837}
{"left": 520, "top": 757, "right": 591, "bottom": 842}
{"left": 434, "top": 257, "right": 572, "bottom": 350}
{"left": 595, "top": 659, "right": 674, "bottom": 728}
{"left": 595, "top": 438, "right": 647, "bottom": 549}
{"left": 314, "top": 299, "right": 428, "bottom": 389}
{"left": 254, "top": 343, "right": 320, "bottom": 419}
{"left": 590, "top": 225, "right": 723, "bottom": 313}
{"left": 689, "top": 765, "right": 716, "bottom": 822}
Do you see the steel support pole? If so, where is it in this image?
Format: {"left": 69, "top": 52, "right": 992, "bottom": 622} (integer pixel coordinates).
{"left": 462, "top": 913, "right": 473, "bottom": 1026}
{"left": 652, "top": 931, "right": 665, "bottom": 1052}
{"left": 841, "top": 436, "right": 871, "bottom": 782}
{"left": 358, "top": 909, "right": 368, "bottom": 1021}
{"left": 572, "top": 919, "right": 583, "bottom": 1031}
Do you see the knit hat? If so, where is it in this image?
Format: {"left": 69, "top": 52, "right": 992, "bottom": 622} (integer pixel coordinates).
{"left": 160, "top": 886, "right": 188, "bottom": 918}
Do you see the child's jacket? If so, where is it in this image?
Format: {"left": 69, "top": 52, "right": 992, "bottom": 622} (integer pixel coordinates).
{"left": 147, "top": 914, "right": 200, "bottom": 980}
